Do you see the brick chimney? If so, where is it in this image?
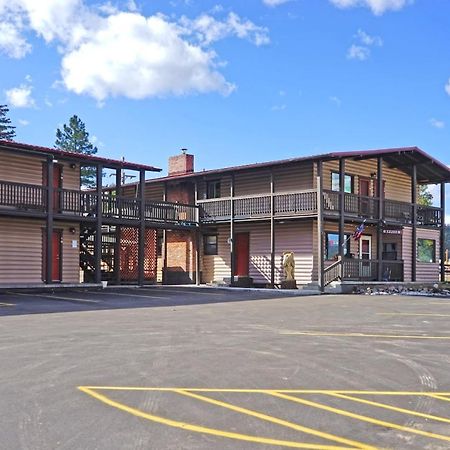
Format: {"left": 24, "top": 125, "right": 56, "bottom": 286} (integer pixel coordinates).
{"left": 168, "top": 149, "right": 194, "bottom": 176}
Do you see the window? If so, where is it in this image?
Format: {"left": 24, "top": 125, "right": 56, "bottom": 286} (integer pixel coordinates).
{"left": 326, "top": 233, "right": 350, "bottom": 260}
{"left": 331, "top": 172, "right": 353, "bottom": 193}
{"left": 204, "top": 235, "right": 218, "bottom": 255}
{"left": 417, "top": 239, "right": 435, "bottom": 263}
{"left": 206, "top": 180, "right": 221, "bottom": 199}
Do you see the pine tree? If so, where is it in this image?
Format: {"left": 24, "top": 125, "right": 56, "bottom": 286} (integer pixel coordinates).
{"left": 418, "top": 185, "right": 433, "bottom": 206}
{"left": 0, "top": 105, "right": 16, "bottom": 141}
{"left": 55, "top": 115, "right": 98, "bottom": 188}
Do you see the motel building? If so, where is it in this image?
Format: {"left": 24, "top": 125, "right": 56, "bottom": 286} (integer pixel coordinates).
{"left": 0, "top": 140, "right": 449, "bottom": 292}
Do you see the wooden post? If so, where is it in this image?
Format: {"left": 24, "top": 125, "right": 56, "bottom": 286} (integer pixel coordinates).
{"left": 440, "top": 182, "right": 446, "bottom": 282}
{"left": 194, "top": 180, "right": 201, "bottom": 285}
{"left": 230, "top": 173, "right": 235, "bottom": 286}
{"left": 138, "top": 169, "right": 146, "bottom": 286}
{"left": 338, "top": 158, "right": 345, "bottom": 262}
{"left": 377, "top": 157, "right": 384, "bottom": 281}
{"left": 411, "top": 165, "right": 417, "bottom": 282}
{"left": 45, "top": 157, "right": 54, "bottom": 284}
{"left": 270, "top": 169, "right": 275, "bottom": 288}
{"left": 162, "top": 182, "right": 168, "bottom": 284}
{"left": 114, "top": 168, "right": 122, "bottom": 285}
{"left": 94, "top": 164, "right": 103, "bottom": 284}
{"left": 317, "top": 160, "right": 324, "bottom": 292}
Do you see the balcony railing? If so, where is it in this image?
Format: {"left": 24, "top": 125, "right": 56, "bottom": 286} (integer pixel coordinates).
{"left": 0, "top": 180, "right": 198, "bottom": 227}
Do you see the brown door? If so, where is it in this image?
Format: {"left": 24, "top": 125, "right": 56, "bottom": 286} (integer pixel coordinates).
{"left": 234, "top": 233, "right": 249, "bottom": 276}
{"left": 359, "top": 178, "right": 370, "bottom": 216}
{"left": 43, "top": 229, "right": 62, "bottom": 282}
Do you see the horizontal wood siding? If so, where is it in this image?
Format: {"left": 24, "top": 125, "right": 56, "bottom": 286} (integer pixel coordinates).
{"left": 323, "top": 159, "right": 412, "bottom": 202}
{"left": 234, "top": 171, "right": 270, "bottom": 196}
{"left": 60, "top": 222, "right": 81, "bottom": 283}
{"left": 202, "top": 224, "right": 231, "bottom": 283}
{"left": 417, "top": 228, "right": 440, "bottom": 282}
{"left": 274, "top": 162, "right": 314, "bottom": 192}
{"left": 402, "top": 227, "right": 412, "bottom": 282}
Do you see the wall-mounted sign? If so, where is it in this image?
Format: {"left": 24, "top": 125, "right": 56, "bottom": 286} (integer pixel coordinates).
{"left": 383, "top": 228, "right": 402, "bottom": 235}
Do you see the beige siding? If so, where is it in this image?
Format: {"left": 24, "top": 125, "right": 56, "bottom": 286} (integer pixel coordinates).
{"left": 234, "top": 171, "right": 271, "bottom": 196}
{"left": 323, "top": 159, "right": 412, "bottom": 202}
{"left": 402, "top": 227, "right": 413, "bottom": 282}
{"left": 201, "top": 220, "right": 314, "bottom": 285}
{"left": 61, "top": 162, "right": 80, "bottom": 190}
{"left": 0, "top": 218, "right": 80, "bottom": 284}
{"left": 273, "top": 162, "right": 314, "bottom": 192}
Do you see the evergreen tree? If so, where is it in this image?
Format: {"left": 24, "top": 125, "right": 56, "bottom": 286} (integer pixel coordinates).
{"left": 55, "top": 115, "right": 98, "bottom": 188}
{"left": 0, "top": 105, "right": 16, "bottom": 140}
{"left": 418, "top": 185, "right": 433, "bottom": 206}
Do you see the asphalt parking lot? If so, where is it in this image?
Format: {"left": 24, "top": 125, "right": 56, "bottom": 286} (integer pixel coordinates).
{"left": 1, "top": 287, "right": 450, "bottom": 450}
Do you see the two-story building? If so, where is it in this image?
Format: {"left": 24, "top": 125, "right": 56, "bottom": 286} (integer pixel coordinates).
{"left": 142, "top": 147, "right": 449, "bottom": 291}
{"left": 0, "top": 140, "right": 199, "bottom": 287}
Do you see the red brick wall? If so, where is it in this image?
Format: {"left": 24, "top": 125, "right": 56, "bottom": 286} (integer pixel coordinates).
{"left": 168, "top": 153, "right": 194, "bottom": 176}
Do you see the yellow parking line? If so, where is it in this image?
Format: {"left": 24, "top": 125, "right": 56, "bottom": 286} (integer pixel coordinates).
{"left": 9, "top": 292, "right": 101, "bottom": 303}
{"left": 377, "top": 313, "right": 450, "bottom": 317}
{"left": 175, "top": 389, "right": 375, "bottom": 450}
{"left": 268, "top": 392, "right": 450, "bottom": 443}
{"left": 327, "top": 392, "right": 450, "bottom": 424}
{"left": 279, "top": 331, "right": 450, "bottom": 340}
{"left": 78, "top": 387, "right": 354, "bottom": 449}
{"left": 79, "top": 386, "right": 450, "bottom": 396}
{"left": 430, "top": 302, "right": 450, "bottom": 305}
{"left": 429, "top": 394, "right": 450, "bottom": 403}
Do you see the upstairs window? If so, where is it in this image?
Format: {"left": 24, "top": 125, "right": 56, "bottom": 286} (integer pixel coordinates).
{"left": 206, "top": 180, "right": 221, "bottom": 199}
{"left": 204, "top": 235, "right": 218, "bottom": 255}
{"left": 417, "top": 239, "right": 435, "bottom": 263}
{"left": 331, "top": 172, "right": 353, "bottom": 193}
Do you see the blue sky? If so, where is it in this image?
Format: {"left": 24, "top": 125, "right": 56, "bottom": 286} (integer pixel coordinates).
{"left": 1, "top": 0, "right": 450, "bottom": 191}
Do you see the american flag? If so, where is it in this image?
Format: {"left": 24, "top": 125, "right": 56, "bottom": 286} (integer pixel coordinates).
{"left": 352, "top": 222, "right": 365, "bottom": 241}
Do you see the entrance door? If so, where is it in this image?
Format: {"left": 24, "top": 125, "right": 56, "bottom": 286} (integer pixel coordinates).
{"left": 234, "top": 233, "right": 249, "bottom": 276}
{"left": 42, "top": 229, "right": 62, "bottom": 282}
{"left": 42, "top": 163, "right": 63, "bottom": 211}
{"left": 359, "top": 178, "right": 370, "bottom": 216}
{"left": 359, "top": 235, "right": 372, "bottom": 279}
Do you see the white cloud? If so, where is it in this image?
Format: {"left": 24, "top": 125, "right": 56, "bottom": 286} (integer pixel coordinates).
{"left": 445, "top": 78, "right": 450, "bottom": 96}
{"left": 4, "top": 80, "right": 35, "bottom": 108}
{"left": 263, "top": 0, "right": 293, "bottom": 6}
{"left": 179, "top": 12, "right": 269, "bottom": 46}
{"left": 0, "top": 22, "right": 32, "bottom": 58}
{"left": 0, "top": 2, "right": 268, "bottom": 101}
{"left": 329, "top": 96, "right": 342, "bottom": 106}
{"left": 271, "top": 104, "right": 287, "bottom": 111}
{"left": 356, "top": 29, "right": 382, "bottom": 46}
{"left": 330, "top": 0, "right": 413, "bottom": 15}
{"left": 429, "top": 118, "right": 445, "bottom": 129}
{"left": 18, "top": 119, "right": 29, "bottom": 126}
{"left": 347, "top": 44, "right": 370, "bottom": 60}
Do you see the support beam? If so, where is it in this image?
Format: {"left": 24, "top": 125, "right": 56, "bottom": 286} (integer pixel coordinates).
{"left": 377, "top": 157, "right": 384, "bottom": 281}
{"left": 338, "top": 158, "right": 345, "bottom": 262}
{"left": 317, "top": 160, "right": 324, "bottom": 292}
{"left": 114, "top": 168, "right": 122, "bottom": 285}
{"left": 440, "top": 182, "right": 446, "bottom": 282}
{"left": 45, "top": 157, "right": 54, "bottom": 284}
{"left": 411, "top": 164, "right": 417, "bottom": 282}
{"left": 194, "top": 180, "right": 201, "bottom": 285}
{"left": 138, "top": 169, "right": 146, "bottom": 286}
{"left": 162, "top": 182, "right": 168, "bottom": 284}
{"left": 230, "top": 173, "right": 235, "bottom": 286}
{"left": 94, "top": 164, "right": 103, "bottom": 284}
{"left": 270, "top": 169, "right": 275, "bottom": 288}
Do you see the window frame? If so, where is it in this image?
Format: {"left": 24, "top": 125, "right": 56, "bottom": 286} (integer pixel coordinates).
{"left": 417, "top": 238, "right": 436, "bottom": 263}
{"left": 331, "top": 172, "right": 354, "bottom": 193}
{"left": 206, "top": 180, "right": 221, "bottom": 199}
{"left": 203, "top": 234, "right": 218, "bottom": 255}
{"left": 325, "top": 232, "right": 351, "bottom": 261}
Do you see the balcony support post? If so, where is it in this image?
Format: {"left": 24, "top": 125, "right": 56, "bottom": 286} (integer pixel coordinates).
{"left": 440, "top": 182, "right": 446, "bottom": 282}
{"left": 162, "top": 182, "right": 168, "bottom": 284}
{"left": 230, "top": 173, "right": 235, "bottom": 286}
{"left": 377, "top": 157, "right": 384, "bottom": 281}
{"left": 270, "top": 169, "right": 275, "bottom": 288}
{"left": 114, "top": 168, "right": 122, "bottom": 285}
{"left": 411, "top": 165, "right": 417, "bottom": 282}
{"left": 45, "top": 157, "right": 54, "bottom": 284}
{"left": 195, "top": 180, "right": 201, "bottom": 285}
{"left": 94, "top": 164, "right": 103, "bottom": 284}
{"left": 138, "top": 169, "right": 146, "bottom": 286}
{"left": 317, "top": 160, "right": 324, "bottom": 292}
{"left": 338, "top": 158, "right": 345, "bottom": 262}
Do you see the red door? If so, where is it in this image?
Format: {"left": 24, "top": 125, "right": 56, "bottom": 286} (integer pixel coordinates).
{"left": 359, "top": 178, "right": 370, "bottom": 216}
{"left": 234, "top": 233, "right": 249, "bottom": 276}
{"left": 42, "top": 163, "right": 63, "bottom": 211}
{"left": 43, "top": 230, "right": 62, "bottom": 282}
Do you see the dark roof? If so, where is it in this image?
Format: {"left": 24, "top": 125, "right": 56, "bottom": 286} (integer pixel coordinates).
{"left": 0, "top": 140, "right": 161, "bottom": 172}
{"left": 145, "top": 146, "right": 450, "bottom": 184}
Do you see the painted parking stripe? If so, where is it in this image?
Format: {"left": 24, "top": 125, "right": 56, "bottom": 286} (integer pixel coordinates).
{"left": 268, "top": 392, "right": 450, "bottom": 443}
{"left": 279, "top": 331, "right": 450, "bottom": 340}
{"left": 175, "top": 389, "right": 375, "bottom": 450}
{"left": 429, "top": 394, "right": 450, "bottom": 403}
{"left": 78, "top": 387, "right": 356, "bottom": 450}
{"left": 8, "top": 292, "right": 101, "bottom": 304}
{"left": 377, "top": 313, "right": 450, "bottom": 317}
{"left": 327, "top": 392, "right": 450, "bottom": 424}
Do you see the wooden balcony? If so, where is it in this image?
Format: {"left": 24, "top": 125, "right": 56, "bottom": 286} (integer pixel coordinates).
{"left": 0, "top": 180, "right": 199, "bottom": 228}
{"left": 198, "top": 188, "right": 442, "bottom": 227}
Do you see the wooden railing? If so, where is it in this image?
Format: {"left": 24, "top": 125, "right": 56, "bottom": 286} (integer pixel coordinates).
{"left": 324, "top": 258, "right": 342, "bottom": 286}
{"left": 342, "top": 259, "right": 404, "bottom": 282}
{"left": 144, "top": 200, "right": 198, "bottom": 224}
{"left": 0, "top": 180, "right": 46, "bottom": 211}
